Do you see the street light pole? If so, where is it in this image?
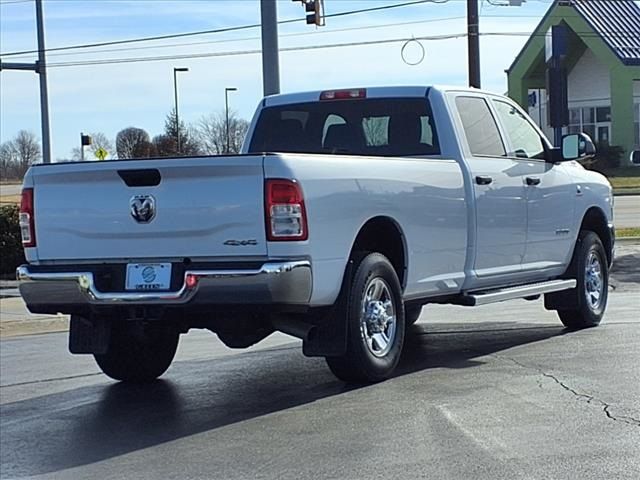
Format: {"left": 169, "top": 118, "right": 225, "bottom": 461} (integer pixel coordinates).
{"left": 260, "top": 0, "right": 280, "bottom": 96}
{"left": 225, "top": 87, "right": 238, "bottom": 154}
{"left": 173, "top": 67, "right": 189, "bottom": 154}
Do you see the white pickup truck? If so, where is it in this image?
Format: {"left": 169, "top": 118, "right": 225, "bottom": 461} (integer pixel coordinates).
{"left": 18, "top": 86, "right": 614, "bottom": 383}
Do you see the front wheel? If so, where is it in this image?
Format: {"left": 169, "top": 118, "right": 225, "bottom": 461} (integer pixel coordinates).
{"left": 94, "top": 322, "right": 179, "bottom": 382}
{"left": 555, "top": 230, "right": 609, "bottom": 329}
{"left": 326, "top": 252, "right": 405, "bottom": 383}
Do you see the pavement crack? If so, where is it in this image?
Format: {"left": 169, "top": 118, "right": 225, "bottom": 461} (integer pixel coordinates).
{"left": 0, "top": 372, "right": 103, "bottom": 388}
{"left": 491, "top": 353, "right": 640, "bottom": 427}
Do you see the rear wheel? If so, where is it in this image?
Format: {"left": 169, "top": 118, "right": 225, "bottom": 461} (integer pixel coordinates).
{"left": 555, "top": 230, "right": 608, "bottom": 329}
{"left": 326, "top": 253, "right": 405, "bottom": 383}
{"left": 94, "top": 322, "right": 179, "bottom": 382}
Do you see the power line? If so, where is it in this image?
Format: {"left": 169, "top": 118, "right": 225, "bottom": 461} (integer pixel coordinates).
{"left": 42, "top": 30, "right": 640, "bottom": 69}
{"left": 0, "top": 0, "right": 446, "bottom": 57}
{"left": 6, "top": 15, "right": 470, "bottom": 60}
{"left": 45, "top": 33, "right": 467, "bottom": 68}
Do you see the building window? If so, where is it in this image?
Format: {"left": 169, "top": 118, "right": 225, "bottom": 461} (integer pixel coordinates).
{"left": 568, "top": 106, "right": 611, "bottom": 145}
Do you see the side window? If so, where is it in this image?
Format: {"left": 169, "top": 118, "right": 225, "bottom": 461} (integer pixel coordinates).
{"left": 455, "top": 96, "right": 506, "bottom": 157}
{"left": 492, "top": 100, "right": 546, "bottom": 159}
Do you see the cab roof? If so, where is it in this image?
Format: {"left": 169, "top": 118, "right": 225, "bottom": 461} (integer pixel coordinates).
{"left": 262, "top": 85, "right": 499, "bottom": 107}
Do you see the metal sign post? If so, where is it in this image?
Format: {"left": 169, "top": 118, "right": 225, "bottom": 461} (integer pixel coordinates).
{"left": 545, "top": 25, "right": 569, "bottom": 147}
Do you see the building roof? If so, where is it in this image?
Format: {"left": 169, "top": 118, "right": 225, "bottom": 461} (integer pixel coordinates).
{"left": 571, "top": 0, "right": 640, "bottom": 65}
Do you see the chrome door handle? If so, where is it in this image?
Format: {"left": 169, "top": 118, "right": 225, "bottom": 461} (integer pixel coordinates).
{"left": 475, "top": 175, "right": 493, "bottom": 185}
{"left": 526, "top": 176, "right": 541, "bottom": 186}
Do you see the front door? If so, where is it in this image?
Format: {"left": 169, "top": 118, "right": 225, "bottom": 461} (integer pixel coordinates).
{"left": 455, "top": 96, "right": 527, "bottom": 277}
{"left": 491, "top": 98, "right": 575, "bottom": 273}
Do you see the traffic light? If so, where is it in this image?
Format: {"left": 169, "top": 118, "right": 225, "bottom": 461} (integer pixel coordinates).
{"left": 293, "top": 0, "right": 325, "bottom": 27}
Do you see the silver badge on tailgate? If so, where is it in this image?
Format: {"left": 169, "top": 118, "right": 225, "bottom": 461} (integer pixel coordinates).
{"left": 130, "top": 195, "right": 156, "bottom": 223}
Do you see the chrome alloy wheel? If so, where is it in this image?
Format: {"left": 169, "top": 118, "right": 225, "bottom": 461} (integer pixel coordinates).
{"left": 360, "top": 277, "right": 397, "bottom": 358}
{"left": 584, "top": 251, "right": 604, "bottom": 311}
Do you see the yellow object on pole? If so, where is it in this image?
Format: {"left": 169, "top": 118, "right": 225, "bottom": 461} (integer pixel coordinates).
{"left": 95, "top": 148, "right": 108, "bottom": 161}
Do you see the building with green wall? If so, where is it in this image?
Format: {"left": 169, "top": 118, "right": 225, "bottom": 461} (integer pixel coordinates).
{"left": 507, "top": 0, "right": 640, "bottom": 164}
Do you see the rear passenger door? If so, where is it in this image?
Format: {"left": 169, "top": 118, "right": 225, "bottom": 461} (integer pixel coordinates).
{"left": 454, "top": 95, "right": 527, "bottom": 278}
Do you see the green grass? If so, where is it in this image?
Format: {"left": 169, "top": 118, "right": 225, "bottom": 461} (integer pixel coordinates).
{"left": 609, "top": 177, "right": 640, "bottom": 189}
{"left": 598, "top": 168, "right": 640, "bottom": 193}
{"left": 617, "top": 227, "right": 640, "bottom": 238}
{"left": 0, "top": 194, "right": 20, "bottom": 205}
{"left": 602, "top": 167, "right": 640, "bottom": 178}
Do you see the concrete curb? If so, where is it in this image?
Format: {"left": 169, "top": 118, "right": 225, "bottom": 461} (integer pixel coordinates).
{"left": 617, "top": 236, "right": 640, "bottom": 244}
{"left": 0, "top": 316, "right": 69, "bottom": 339}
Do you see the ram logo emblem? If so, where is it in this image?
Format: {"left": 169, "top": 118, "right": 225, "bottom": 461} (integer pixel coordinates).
{"left": 130, "top": 195, "right": 156, "bottom": 223}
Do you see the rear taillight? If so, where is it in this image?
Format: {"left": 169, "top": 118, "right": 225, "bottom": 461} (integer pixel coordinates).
{"left": 20, "top": 188, "right": 36, "bottom": 247}
{"left": 265, "top": 179, "right": 308, "bottom": 241}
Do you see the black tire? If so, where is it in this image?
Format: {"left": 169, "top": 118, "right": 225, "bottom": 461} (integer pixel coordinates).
{"left": 405, "top": 305, "right": 422, "bottom": 326}
{"left": 326, "top": 252, "right": 405, "bottom": 383}
{"left": 94, "top": 322, "right": 179, "bottom": 382}
{"left": 555, "top": 230, "right": 608, "bottom": 329}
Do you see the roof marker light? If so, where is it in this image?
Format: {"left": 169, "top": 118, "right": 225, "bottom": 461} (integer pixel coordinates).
{"left": 320, "top": 89, "right": 366, "bottom": 101}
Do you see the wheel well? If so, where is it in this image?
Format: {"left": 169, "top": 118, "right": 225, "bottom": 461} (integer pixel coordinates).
{"left": 351, "top": 217, "right": 407, "bottom": 288}
{"left": 580, "top": 207, "right": 612, "bottom": 265}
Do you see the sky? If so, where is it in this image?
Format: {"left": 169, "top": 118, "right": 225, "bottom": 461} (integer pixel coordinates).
{"left": 0, "top": 0, "right": 557, "bottom": 161}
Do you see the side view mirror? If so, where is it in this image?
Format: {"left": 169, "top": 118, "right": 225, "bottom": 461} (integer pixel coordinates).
{"left": 561, "top": 133, "right": 596, "bottom": 161}
{"left": 631, "top": 150, "right": 640, "bottom": 165}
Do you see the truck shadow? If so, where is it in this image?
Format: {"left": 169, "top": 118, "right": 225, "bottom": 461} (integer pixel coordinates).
{"left": 609, "top": 253, "right": 640, "bottom": 289}
{"left": 1, "top": 321, "right": 568, "bottom": 477}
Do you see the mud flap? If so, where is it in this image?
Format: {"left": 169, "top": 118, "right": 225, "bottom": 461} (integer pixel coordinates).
{"left": 544, "top": 289, "right": 578, "bottom": 311}
{"left": 69, "top": 315, "right": 111, "bottom": 354}
{"left": 302, "top": 259, "right": 354, "bottom": 357}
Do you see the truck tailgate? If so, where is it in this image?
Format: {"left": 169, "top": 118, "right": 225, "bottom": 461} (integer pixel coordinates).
{"left": 30, "top": 156, "right": 267, "bottom": 261}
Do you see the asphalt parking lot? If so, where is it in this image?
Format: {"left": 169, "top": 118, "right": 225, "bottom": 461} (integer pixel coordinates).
{"left": 1, "top": 245, "right": 638, "bottom": 480}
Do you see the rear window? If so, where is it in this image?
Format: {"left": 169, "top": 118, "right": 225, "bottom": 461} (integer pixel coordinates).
{"left": 248, "top": 98, "right": 440, "bottom": 156}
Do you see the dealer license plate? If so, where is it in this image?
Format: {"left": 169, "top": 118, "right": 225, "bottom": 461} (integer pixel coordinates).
{"left": 125, "top": 263, "right": 172, "bottom": 291}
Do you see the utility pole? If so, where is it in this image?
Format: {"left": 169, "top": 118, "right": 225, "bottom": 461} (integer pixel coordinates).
{"left": 173, "top": 67, "right": 189, "bottom": 154}
{"left": 225, "top": 87, "right": 237, "bottom": 154}
{"left": 260, "top": 0, "right": 280, "bottom": 96}
{"left": 35, "top": 0, "right": 51, "bottom": 164}
{"left": 0, "top": 0, "right": 51, "bottom": 163}
{"left": 467, "top": 0, "right": 481, "bottom": 88}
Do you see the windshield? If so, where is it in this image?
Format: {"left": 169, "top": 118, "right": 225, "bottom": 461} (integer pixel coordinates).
{"left": 248, "top": 98, "right": 440, "bottom": 157}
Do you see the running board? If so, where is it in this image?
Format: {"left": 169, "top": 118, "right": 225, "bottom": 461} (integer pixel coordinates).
{"left": 455, "top": 279, "right": 577, "bottom": 307}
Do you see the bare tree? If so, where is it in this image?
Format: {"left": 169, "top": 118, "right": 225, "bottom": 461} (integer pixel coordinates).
{"left": 154, "top": 109, "right": 201, "bottom": 157}
{"left": 152, "top": 134, "right": 175, "bottom": 157}
{"left": 66, "top": 132, "right": 114, "bottom": 161}
{"left": 198, "top": 110, "right": 249, "bottom": 155}
{"left": 0, "top": 130, "right": 41, "bottom": 180}
{"left": 69, "top": 147, "right": 83, "bottom": 162}
{"left": 88, "top": 132, "right": 115, "bottom": 160}
{"left": 116, "top": 127, "right": 154, "bottom": 159}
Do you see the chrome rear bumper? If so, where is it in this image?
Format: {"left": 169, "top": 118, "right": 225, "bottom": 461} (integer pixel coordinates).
{"left": 17, "top": 261, "right": 312, "bottom": 309}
